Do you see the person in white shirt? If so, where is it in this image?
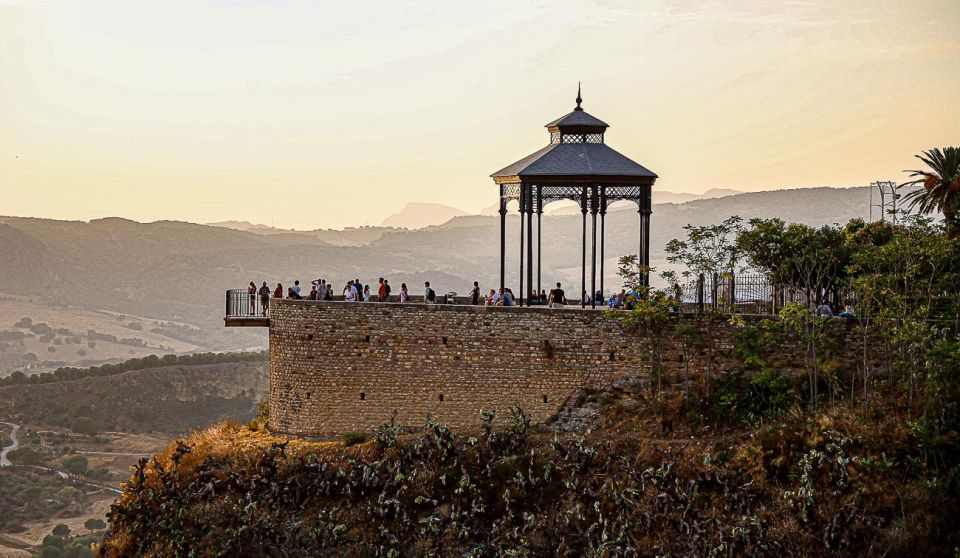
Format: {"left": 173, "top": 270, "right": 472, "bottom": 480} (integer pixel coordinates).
{"left": 312, "top": 278, "right": 328, "bottom": 301}
{"left": 399, "top": 283, "right": 409, "bottom": 303}
{"left": 291, "top": 280, "right": 302, "bottom": 298}
{"left": 343, "top": 281, "right": 357, "bottom": 302}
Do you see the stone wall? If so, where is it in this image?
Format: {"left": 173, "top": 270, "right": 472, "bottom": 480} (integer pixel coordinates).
{"left": 267, "top": 299, "right": 878, "bottom": 437}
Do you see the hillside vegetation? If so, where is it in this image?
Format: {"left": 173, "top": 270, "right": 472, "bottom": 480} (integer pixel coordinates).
{"left": 0, "top": 353, "right": 267, "bottom": 434}
{"left": 97, "top": 213, "right": 959, "bottom": 556}
{"left": 96, "top": 384, "right": 959, "bottom": 557}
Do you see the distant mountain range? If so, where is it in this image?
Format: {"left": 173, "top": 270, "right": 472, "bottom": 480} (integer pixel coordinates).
{"left": 0, "top": 186, "right": 877, "bottom": 372}
{"left": 211, "top": 190, "right": 746, "bottom": 233}
{"left": 381, "top": 203, "right": 471, "bottom": 229}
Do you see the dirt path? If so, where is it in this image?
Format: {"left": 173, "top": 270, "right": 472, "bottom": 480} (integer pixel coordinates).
{"left": 76, "top": 450, "right": 150, "bottom": 457}
{"left": 0, "top": 422, "right": 20, "bottom": 467}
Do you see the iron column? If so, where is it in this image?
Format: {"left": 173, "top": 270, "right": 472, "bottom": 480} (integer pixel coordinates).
{"left": 590, "top": 185, "right": 597, "bottom": 309}
{"left": 581, "top": 187, "right": 587, "bottom": 309}
{"left": 537, "top": 185, "right": 542, "bottom": 304}
{"left": 519, "top": 184, "right": 525, "bottom": 306}
{"left": 526, "top": 187, "right": 534, "bottom": 307}
{"left": 600, "top": 188, "right": 606, "bottom": 305}
{"left": 499, "top": 184, "right": 506, "bottom": 290}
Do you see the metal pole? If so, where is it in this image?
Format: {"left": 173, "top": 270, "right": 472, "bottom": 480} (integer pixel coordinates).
{"left": 638, "top": 210, "right": 644, "bottom": 293}
{"left": 519, "top": 184, "right": 525, "bottom": 307}
{"left": 590, "top": 186, "right": 597, "bottom": 309}
{"left": 599, "top": 194, "right": 606, "bottom": 304}
{"left": 499, "top": 186, "right": 506, "bottom": 290}
{"left": 581, "top": 187, "right": 587, "bottom": 309}
{"left": 643, "top": 211, "right": 651, "bottom": 289}
{"left": 526, "top": 190, "right": 534, "bottom": 307}
{"left": 537, "top": 186, "right": 542, "bottom": 304}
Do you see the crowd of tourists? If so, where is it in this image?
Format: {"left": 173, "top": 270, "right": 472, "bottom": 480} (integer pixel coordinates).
{"left": 242, "top": 278, "right": 594, "bottom": 314}
{"left": 242, "top": 278, "right": 858, "bottom": 319}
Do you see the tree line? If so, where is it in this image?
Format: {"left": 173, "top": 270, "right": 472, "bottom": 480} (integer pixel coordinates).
{"left": 0, "top": 350, "right": 267, "bottom": 389}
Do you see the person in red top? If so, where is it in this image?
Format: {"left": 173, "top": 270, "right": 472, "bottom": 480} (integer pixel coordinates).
{"left": 274, "top": 283, "right": 283, "bottom": 298}
{"left": 377, "top": 277, "right": 389, "bottom": 302}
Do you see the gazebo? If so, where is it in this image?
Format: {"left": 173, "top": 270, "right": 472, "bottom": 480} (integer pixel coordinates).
{"left": 490, "top": 87, "right": 658, "bottom": 307}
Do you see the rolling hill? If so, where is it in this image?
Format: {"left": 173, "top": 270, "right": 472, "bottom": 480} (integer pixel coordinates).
{"left": 0, "top": 186, "right": 878, "bottom": 373}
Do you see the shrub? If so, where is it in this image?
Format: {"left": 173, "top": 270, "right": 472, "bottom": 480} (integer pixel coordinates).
{"left": 71, "top": 416, "right": 97, "bottom": 435}
{"left": 61, "top": 455, "right": 88, "bottom": 476}
{"left": 340, "top": 432, "right": 368, "bottom": 447}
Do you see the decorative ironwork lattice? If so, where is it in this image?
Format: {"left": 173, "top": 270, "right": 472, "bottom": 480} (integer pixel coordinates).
{"left": 537, "top": 185, "right": 587, "bottom": 213}
{"left": 501, "top": 183, "right": 521, "bottom": 205}
{"left": 550, "top": 132, "right": 605, "bottom": 144}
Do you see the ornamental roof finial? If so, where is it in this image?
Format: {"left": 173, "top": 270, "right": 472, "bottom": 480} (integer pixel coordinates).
{"left": 575, "top": 82, "right": 583, "bottom": 111}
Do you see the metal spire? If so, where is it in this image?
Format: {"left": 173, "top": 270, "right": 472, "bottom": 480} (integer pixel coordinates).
{"left": 575, "top": 82, "right": 583, "bottom": 111}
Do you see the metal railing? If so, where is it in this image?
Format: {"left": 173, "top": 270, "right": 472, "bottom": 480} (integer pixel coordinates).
{"left": 226, "top": 289, "right": 271, "bottom": 318}
{"left": 224, "top": 288, "right": 603, "bottom": 319}
{"left": 675, "top": 273, "right": 847, "bottom": 315}
{"left": 227, "top": 277, "right": 845, "bottom": 319}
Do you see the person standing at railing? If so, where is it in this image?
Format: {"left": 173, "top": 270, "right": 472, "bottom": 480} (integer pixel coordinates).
{"left": 384, "top": 279, "right": 392, "bottom": 302}
{"left": 470, "top": 281, "right": 481, "bottom": 305}
{"left": 274, "top": 283, "right": 283, "bottom": 299}
{"left": 378, "top": 278, "right": 388, "bottom": 302}
{"left": 399, "top": 283, "right": 409, "bottom": 303}
{"left": 548, "top": 283, "right": 567, "bottom": 309}
{"left": 344, "top": 280, "right": 359, "bottom": 302}
{"left": 312, "top": 278, "right": 328, "bottom": 302}
{"left": 363, "top": 285, "right": 371, "bottom": 302}
{"left": 259, "top": 282, "right": 270, "bottom": 315}
{"left": 248, "top": 282, "right": 257, "bottom": 314}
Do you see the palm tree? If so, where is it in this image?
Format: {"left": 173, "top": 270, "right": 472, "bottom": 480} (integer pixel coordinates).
{"left": 900, "top": 147, "right": 960, "bottom": 238}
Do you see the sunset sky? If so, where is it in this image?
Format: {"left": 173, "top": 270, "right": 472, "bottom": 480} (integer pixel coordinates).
{"left": 1, "top": 0, "right": 958, "bottom": 229}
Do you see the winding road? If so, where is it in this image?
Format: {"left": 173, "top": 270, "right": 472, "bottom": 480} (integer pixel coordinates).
{"left": 0, "top": 421, "right": 20, "bottom": 467}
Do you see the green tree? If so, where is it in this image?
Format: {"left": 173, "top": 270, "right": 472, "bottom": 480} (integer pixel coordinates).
{"left": 52, "top": 523, "right": 71, "bottom": 537}
{"left": 54, "top": 486, "right": 82, "bottom": 506}
{"left": 613, "top": 290, "right": 678, "bottom": 392}
{"left": 84, "top": 518, "right": 106, "bottom": 532}
{"left": 62, "top": 455, "right": 88, "bottom": 476}
{"left": 665, "top": 215, "right": 743, "bottom": 300}
{"left": 71, "top": 416, "right": 97, "bottom": 436}
{"left": 900, "top": 146, "right": 960, "bottom": 238}
{"left": 664, "top": 217, "right": 743, "bottom": 392}
{"left": 738, "top": 219, "right": 850, "bottom": 308}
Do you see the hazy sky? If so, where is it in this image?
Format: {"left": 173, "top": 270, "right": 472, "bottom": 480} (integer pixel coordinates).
{"left": 1, "top": 1, "right": 958, "bottom": 229}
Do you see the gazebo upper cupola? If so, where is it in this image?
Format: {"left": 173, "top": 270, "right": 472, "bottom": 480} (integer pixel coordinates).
{"left": 491, "top": 86, "right": 658, "bottom": 308}
{"left": 545, "top": 88, "right": 609, "bottom": 144}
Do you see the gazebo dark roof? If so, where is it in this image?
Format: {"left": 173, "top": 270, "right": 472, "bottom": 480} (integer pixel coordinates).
{"left": 492, "top": 86, "right": 656, "bottom": 183}
{"left": 545, "top": 110, "right": 609, "bottom": 129}
{"left": 491, "top": 142, "right": 657, "bottom": 179}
